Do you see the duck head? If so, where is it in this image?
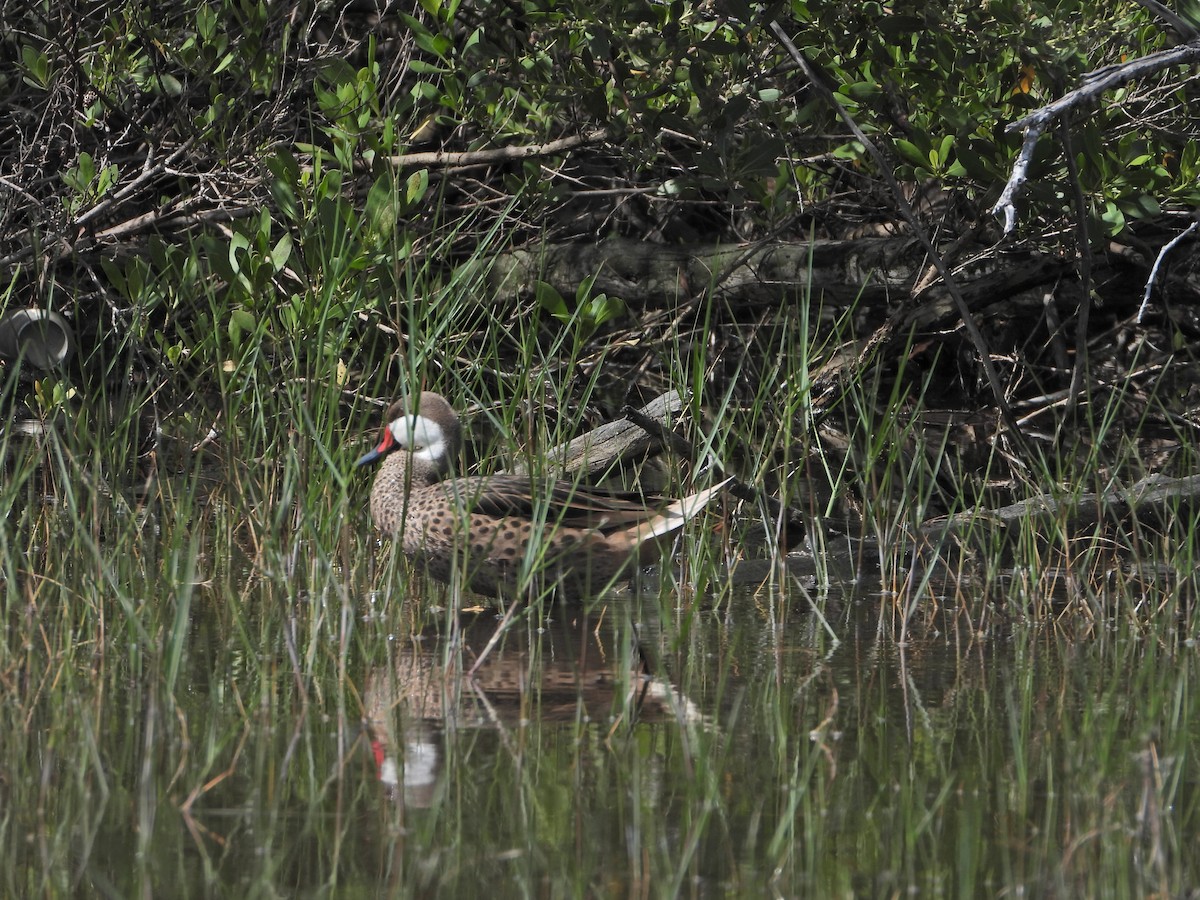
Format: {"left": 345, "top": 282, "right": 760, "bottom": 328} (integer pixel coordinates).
{"left": 355, "top": 391, "right": 462, "bottom": 482}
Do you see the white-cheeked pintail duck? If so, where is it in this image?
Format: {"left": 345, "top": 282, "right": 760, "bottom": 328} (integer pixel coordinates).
{"left": 356, "top": 391, "right": 727, "bottom": 597}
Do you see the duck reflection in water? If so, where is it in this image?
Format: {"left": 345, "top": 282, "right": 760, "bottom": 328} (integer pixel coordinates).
{"left": 363, "top": 607, "right": 701, "bottom": 807}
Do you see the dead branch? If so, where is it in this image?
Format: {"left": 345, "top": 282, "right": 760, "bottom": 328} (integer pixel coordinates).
{"left": 922, "top": 473, "right": 1200, "bottom": 542}
{"left": 386, "top": 129, "right": 611, "bottom": 169}
{"left": 992, "top": 38, "right": 1200, "bottom": 234}
{"left": 504, "top": 390, "right": 686, "bottom": 478}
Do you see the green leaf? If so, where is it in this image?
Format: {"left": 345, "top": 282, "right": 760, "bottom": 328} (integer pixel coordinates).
{"left": 95, "top": 164, "right": 118, "bottom": 197}
{"left": 196, "top": 5, "right": 216, "bottom": 41}
{"left": 77, "top": 152, "right": 96, "bottom": 185}
{"left": 270, "top": 178, "right": 299, "bottom": 223}
{"left": 739, "top": 138, "right": 787, "bottom": 178}
{"left": 586, "top": 295, "right": 625, "bottom": 328}
{"left": 894, "top": 139, "right": 927, "bottom": 168}
{"left": 100, "top": 259, "right": 127, "bottom": 297}
{"left": 956, "top": 141, "right": 996, "bottom": 181}
{"left": 230, "top": 309, "right": 256, "bottom": 332}
{"left": 1119, "top": 193, "right": 1160, "bottom": 221}
{"left": 536, "top": 281, "right": 568, "bottom": 320}
{"left": 937, "top": 134, "right": 954, "bottom": 164}
{"left": 575, "top": 273, "right": 598, "bottom": 305}
{"left": 270, "top": 233, "right": 293, "bottom": 270}
{"left": 406, "top": 169, "right": 429, "bottom": 207}
{"left": 1100, "top": 200, "right": 1125, "bottom": 236}
{"left": 412, "top": 28, "right": 452, "bottom": 59}
{"left": 366, "top": 173, "right": 398, "bottom": 235}
{"left": 843, "top": 81, "right": 879, "bottom": 100}
{"left": 228, "top": 308, "right": 256, "bottom": 347}
{"left": 407, "top": 60, "right": 448, "bottom": 75}
{"left": 832, "top": 141, "right": 865, "bottom": 160}
{"left": 228, "top": 232, "right": 251, "bottom": 274}
{"left": 21, "top": 46, "right": 50, "bottom": 88}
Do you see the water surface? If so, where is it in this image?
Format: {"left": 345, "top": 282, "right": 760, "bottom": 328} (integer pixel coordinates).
{"left": 6, "top": 531, "right": 1199, "bottom": 898}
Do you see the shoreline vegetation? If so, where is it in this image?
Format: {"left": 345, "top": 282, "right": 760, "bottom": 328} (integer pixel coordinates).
{"left": 2, "top": 2, "right": 1196, "bottom": 545}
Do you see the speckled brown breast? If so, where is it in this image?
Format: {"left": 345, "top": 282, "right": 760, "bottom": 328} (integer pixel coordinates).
{"left": 369, "top": 453, "right": 649, "bottom": 597}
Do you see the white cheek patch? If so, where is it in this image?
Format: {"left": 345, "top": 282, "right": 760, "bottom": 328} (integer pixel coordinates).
{"left": 390, "top": 414, "right": 446, "bottom": 462}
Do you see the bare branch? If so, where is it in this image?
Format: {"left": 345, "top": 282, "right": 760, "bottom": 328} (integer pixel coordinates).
{"left": 992, "top": 39, "right": 1200, "bottom": 233}
{"left": 1138, "top": 219, "right": 1199, "bottom": 323}
{"left": 386, "top": 129, "right": 611, "bottom": 169}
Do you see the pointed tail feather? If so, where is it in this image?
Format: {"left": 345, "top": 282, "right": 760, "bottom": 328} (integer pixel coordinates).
{"left": 635, "top": 477, "right": 731, "bottom": 543}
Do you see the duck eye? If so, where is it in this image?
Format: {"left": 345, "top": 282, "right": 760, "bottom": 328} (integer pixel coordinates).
{"left": 394, "top": 414, "right": 442, "bottom": 452}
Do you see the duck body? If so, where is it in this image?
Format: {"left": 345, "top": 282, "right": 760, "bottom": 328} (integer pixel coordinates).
{"left": 356, "top": 392, "right": 726, "bottom": 598}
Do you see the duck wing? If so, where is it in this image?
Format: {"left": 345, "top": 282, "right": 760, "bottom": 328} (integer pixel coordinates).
{"left": 446, "top": 475, "right": 663, "bottom": 531}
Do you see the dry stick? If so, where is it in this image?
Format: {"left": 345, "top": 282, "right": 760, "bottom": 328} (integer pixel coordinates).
{"left": 923, "top": 472, "right": 1200, "bottom": 541}
{"left": 74, "top": 135, "right": 203, "bottom": 228}
{"left": 767, "top": 21, "right": 1032, "bottom": 460}
{"left": 386, "top": 128, "right": 611, "bottom": 169}
{"left": 987, "top": 33, "right": 1200, "bottom": 410}
{"left": 0, "top": 191, "right": 254, "bottom": 269}
{"left": 505, "top": 390, "right": 686, "bottom": 478}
